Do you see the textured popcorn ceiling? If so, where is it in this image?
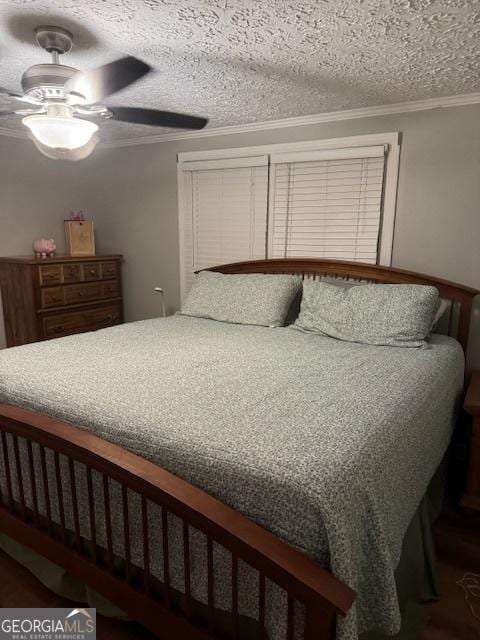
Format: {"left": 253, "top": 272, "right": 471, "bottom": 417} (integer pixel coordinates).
{"left": 0, "top": 0, "right": 479, "bottom": 143}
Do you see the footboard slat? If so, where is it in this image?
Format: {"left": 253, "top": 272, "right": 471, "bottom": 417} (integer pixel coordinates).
{"left": 207, "top": 537, "right": 215, "bottom": 634}
{"left": 39, "top": 445, "right": 52, "bottom": 534}
{"left": 287, "top": 596, "right": 294, "bottom": 640}
{"left": 258, "top": 573, "right": 266, "bottom": 640}
{"left": 103, "top": 474, "right": 114, "bottom": 574}
{"left": 68, "top": 458, "right": 82, "bottom": 553}
{"left": 232, "top": 553, "right": 239, "bottom": 640}
{"left": 0, "top": 404, "right": 355, "bottom": 640}
{"left": 86, "top": 465, "right": 97, "bottom": 563}
{"left": 162, "top": 507, "right": 171, "bottom": 606}
{"left": 121, "top": 485, "right": 132, "bottom": 584}
{"left": 183, "top": 521, "right": 192, "bottom": 620}
{"left": 141, "top": 495, "right": 151, "bottom": 594}
{"left": 1, "top": 432, "right": 13, "bottom": 511}
{"left": 305, "top": 606, "right": 335, "bottom": 640}
{"left": 26, "top": 441, "right": 39, "bottom": 527}
{"left": 12, "top": 435, "right": 26, "bottom": 520}
{"left": 54, "top": 451, "right": 66, "bottom": 542}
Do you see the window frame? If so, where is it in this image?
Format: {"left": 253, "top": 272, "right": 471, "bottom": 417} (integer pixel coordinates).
{"left": 178, "top": 132, "right": 400, "bottom": 301}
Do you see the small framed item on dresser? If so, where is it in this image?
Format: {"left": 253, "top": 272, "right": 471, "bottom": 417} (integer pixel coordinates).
{"left": 64, "top": 220, "right": 96, "bottom": 257}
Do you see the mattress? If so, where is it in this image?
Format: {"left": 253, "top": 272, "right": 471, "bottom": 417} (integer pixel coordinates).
{"left": 0, "top": 316, "right": 464, "bottom": 639}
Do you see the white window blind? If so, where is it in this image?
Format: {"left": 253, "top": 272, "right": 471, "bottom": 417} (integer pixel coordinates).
{"left": 268, "top": 146, "right": 386, "bottom": 264}
{"left": 181, "top": 158, "right": 268, "bottom": 292}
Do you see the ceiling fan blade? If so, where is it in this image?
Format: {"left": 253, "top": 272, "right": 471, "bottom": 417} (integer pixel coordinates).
{"left": 0, "top": 87, "right": 41, "bottom": 105}
{"left": 0, "top": 86, "right": 19, "bottom": 97}
{"left": 13, "top": 94, "right": 43, "bottom": 106}
{"left": 65, "top": 56, "right": 151, "bottom": 103}
{"left": 109, "top": 106, "right": 208, "bottom": 129}
{"left": 0, "top": 108, "right": 45, "bottom": 117}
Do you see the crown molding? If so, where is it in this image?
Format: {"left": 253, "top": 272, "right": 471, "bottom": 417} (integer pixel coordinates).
{"left": 1, "top": 91, "right": 479, "bottom": 148}
{"left": 99, "top": 91, "right": 480, "bottom": 149}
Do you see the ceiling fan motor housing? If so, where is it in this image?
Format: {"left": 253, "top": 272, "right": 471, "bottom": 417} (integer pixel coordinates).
{"left": 21, "top": 64, "right": 78, "bottom": 101}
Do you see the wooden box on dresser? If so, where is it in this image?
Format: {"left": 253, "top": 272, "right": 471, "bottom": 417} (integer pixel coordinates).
{"left": 0, "top": 255, "right": 123, "bottom": 347}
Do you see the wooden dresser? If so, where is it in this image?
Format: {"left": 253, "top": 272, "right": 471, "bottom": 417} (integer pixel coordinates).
{"left": 0, "top": 255, "right": 123, "bottom": 347}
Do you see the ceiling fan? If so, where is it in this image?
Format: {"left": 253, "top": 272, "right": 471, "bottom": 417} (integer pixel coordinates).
{"left": 0, "top": 26, "right": 208, "bottom": 160}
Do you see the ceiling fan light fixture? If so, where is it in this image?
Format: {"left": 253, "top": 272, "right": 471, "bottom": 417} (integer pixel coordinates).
{"left": 29, "top": 133, "right": 99, "bottom": 161}
{"left": 22, "top": 114, "right": 98, "bottom": 150}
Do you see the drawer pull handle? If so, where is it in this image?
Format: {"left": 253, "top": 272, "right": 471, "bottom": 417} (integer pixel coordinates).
{"left": 52, "top": 325, "right": 64, "bottom": 333}
{"left": 89, "top": 269, "right": 96, "bottom": 275}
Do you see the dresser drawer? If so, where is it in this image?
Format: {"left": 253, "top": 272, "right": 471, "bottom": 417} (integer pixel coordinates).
{"left": 101, "top": 261, "right": 117, "bottom": 279}
{"left": 39, "top": 265, "right": 62, "bottom": 286}
{"left": 64, "top": 282, "right": 103, "bottom": 305}
{"left": 43, "top": 312, "right": 85, "bottom": 338}
{"left": 43, "top": 304, "right": 121, "bottom": 339}
{"left": 41, "top": 286, "right": 65, "bottom": 308}
{"left": 92, "top": 304, "right": 121, "bottom": 326}
{"left": 102, "top": 280, "right": 119, "bottom": 299}
{"left": 82, "top": 262, "right": 101, "bottom": 281}
{"left": 63, "top": 263, "right": 82, "bottom": 283}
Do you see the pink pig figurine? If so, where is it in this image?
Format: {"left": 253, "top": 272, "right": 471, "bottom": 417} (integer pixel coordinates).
{"left": 33, "top": 238, "right": 57, "bottom": 259}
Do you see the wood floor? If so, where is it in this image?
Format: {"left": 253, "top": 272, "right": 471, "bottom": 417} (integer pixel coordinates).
{"left": 422, "top": 508, "right": 480, "bottom": 640}
{"left": 0, "top": 547, "right": 155, "bottom": 640}
{"left": 0, "top": 509, "right": 479, "bottom": 640}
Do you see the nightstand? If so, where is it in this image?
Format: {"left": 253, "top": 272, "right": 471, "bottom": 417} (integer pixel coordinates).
{"left": 461, "top": 370, "right": 480, "bottom": 512}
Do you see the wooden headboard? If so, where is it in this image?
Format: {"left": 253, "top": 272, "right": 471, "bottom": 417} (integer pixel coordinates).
{"left": 207, "top": 258, "right": 479, "bottom": 353}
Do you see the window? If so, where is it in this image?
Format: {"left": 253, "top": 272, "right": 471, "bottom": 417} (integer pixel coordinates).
{"left": 179, "top": 156, "right": 268, "bottom": 293}
{"left": 268, "top": 146, "right": 386, "bottom": 263}
{"left": 178, "top": 133, "right": 399, "bottom": 300}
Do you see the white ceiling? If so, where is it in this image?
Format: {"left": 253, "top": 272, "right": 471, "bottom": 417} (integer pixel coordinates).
{"left": 0, "top": 0, "right": 479, "bottom": 142}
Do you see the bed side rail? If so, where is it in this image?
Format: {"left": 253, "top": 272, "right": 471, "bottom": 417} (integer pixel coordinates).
{"left": 0, "top": 403, "right": 355, "bottom": 640}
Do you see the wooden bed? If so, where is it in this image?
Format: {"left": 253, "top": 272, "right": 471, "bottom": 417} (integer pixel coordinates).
{"left": 0, "top": 258, "right": 478, "bottom": 640}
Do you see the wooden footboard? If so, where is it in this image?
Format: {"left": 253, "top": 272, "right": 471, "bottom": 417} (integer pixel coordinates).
{"left": 0, "top": 404, "right": 355, "bottom": 640}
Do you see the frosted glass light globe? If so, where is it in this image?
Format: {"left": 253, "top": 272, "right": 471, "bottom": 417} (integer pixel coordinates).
{"left": 23, "top": 115, "right": 98, "bottom": 150}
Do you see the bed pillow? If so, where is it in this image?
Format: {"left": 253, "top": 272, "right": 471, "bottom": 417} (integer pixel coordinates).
{"left": 293, "top": 281, "right": 439, "bottom": 347}
{"left": 320, "top": 277, "right": 449, "bottom": 332}
{"left": 180, "top": 271, "right": 302, "bottom": 327}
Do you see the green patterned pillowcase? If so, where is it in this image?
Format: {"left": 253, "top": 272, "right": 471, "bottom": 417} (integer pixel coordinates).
{"left": 180, "top": 271, "right": 302, "bottom": 327}
{"left": 293, "top": 281, "right": 439, "bottom": 347}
